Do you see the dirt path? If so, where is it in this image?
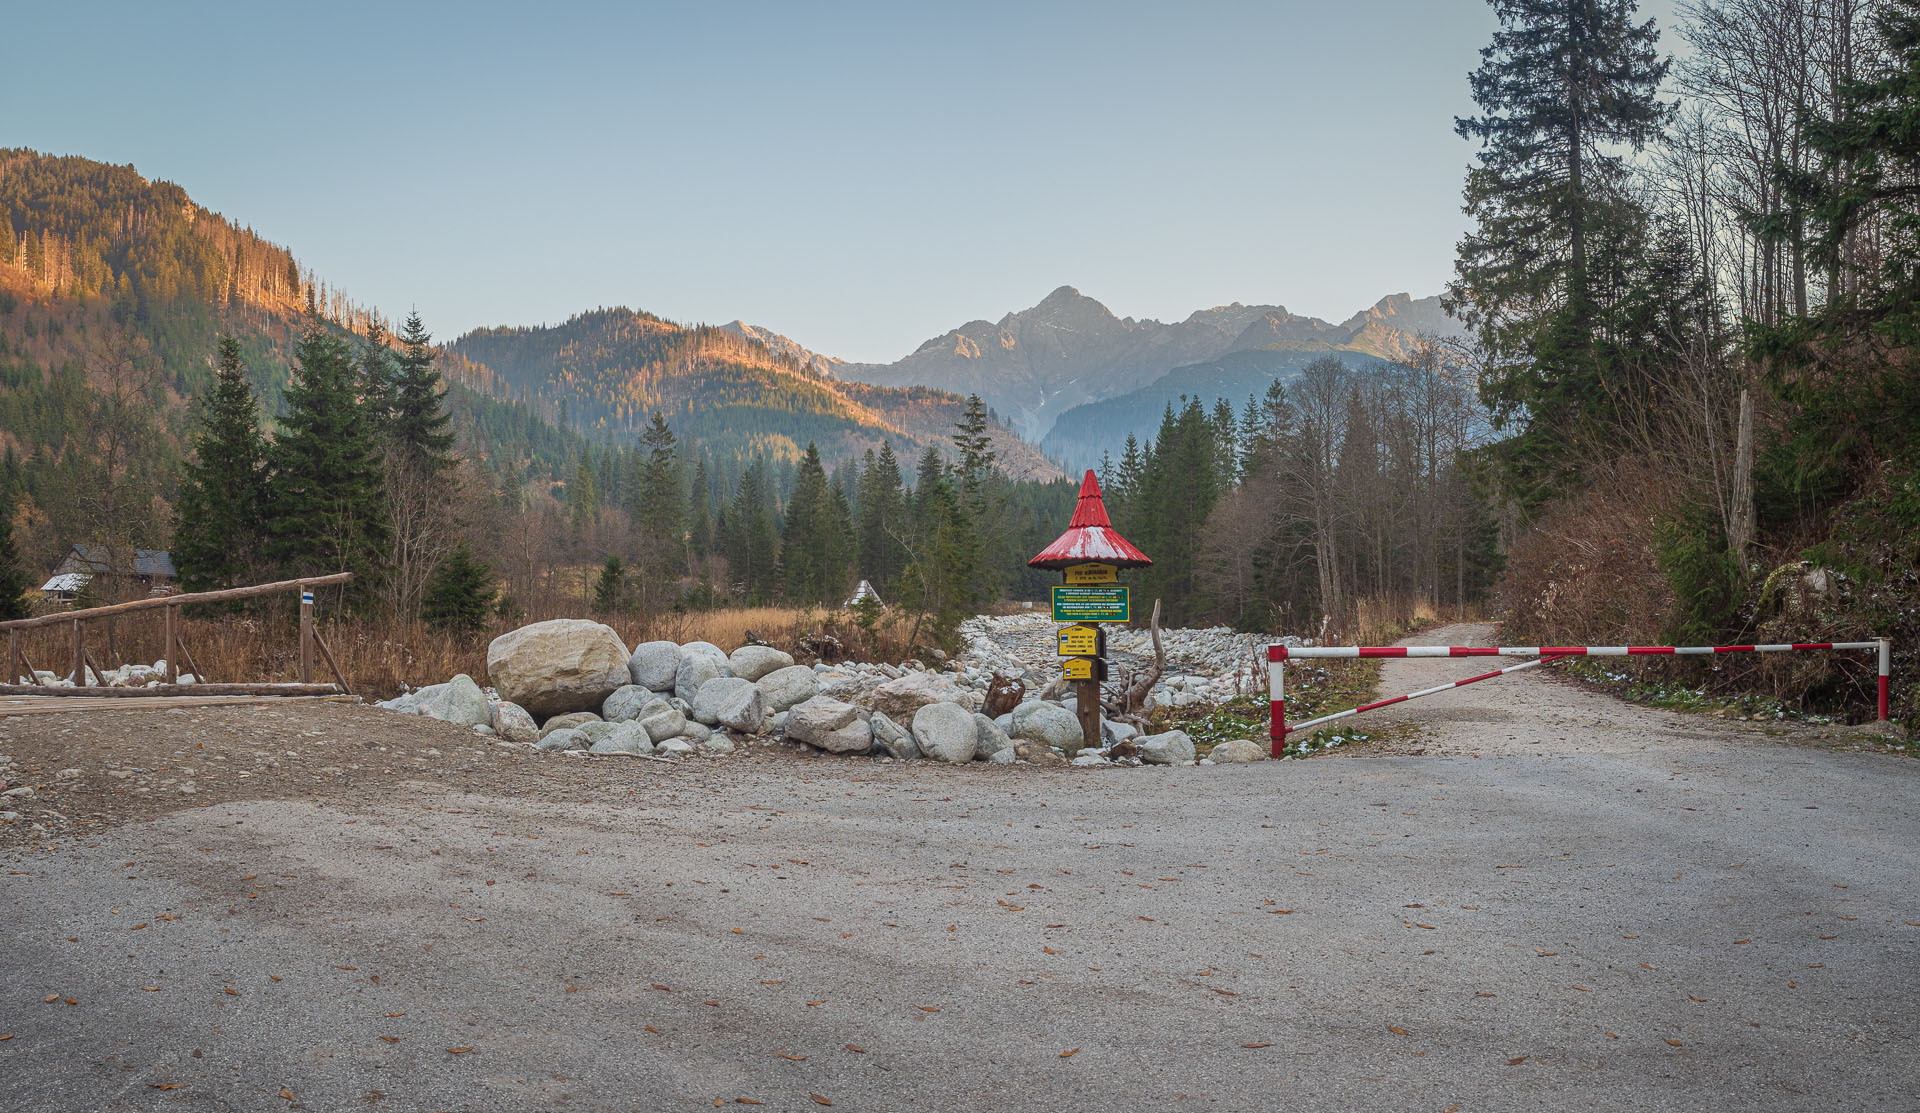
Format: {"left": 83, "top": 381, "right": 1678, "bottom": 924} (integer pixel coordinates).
{"left": 1349, "top": 622, "right": 1867, "bottom": 757}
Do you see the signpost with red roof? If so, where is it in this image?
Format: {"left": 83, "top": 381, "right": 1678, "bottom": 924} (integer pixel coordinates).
{"left": 1028, "top": 470, "right": 1152, "bottom": 751}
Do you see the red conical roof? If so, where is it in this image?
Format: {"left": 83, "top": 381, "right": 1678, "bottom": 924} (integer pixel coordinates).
{"left": 1028, "top": 470, "right": 1152, "bottom": 569}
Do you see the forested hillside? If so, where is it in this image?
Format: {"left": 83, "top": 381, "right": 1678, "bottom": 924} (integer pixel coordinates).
{"left": 445, "top": 309, "right": 1057, "bottom": 480}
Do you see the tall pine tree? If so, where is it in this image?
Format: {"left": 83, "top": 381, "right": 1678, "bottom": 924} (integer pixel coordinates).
{"left": 391, "top": 311, "right": 454, "bottom": 470}
{"left": 175, "top": 336, "right": 270, "bottom": 593}
{"left": 1447, "top": 0, "right": 1671, "bottom": 501}
{"left": 267, "top": 325, "right": 390, "bottom": 601}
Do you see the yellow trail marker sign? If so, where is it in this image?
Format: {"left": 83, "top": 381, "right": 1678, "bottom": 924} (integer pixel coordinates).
{"left": 1057, "top": 623, "right": 1102, "bottom": 657}
{"left": 1063, "top": 562, "right": 1118, "bottom": 585}
{"left": 1062, "top": 657, "right": 1107, "bottom": 682}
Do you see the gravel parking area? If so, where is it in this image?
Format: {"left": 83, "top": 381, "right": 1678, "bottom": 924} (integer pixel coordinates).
{"left": 2, "top": 627, "right": 1916, "bottom": 1111}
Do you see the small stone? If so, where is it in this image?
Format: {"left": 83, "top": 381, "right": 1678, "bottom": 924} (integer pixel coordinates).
{"left": 638, "top": 707, "right": 686, "bottom": 743}
{"left": 972, "top": 713, "right": 1013, "bottom": 761}
{"left": 536, "top": 728, "right": 585, "bottom": 752}
{"left": 1208, "top": 738, "right": 1269, "bottom": 763}
{"left": 869, "top": 712, "right": 919, "bottom": 760}
{"left": 602, "top": 685, "right": 661, "bottom": 723}
{"left": 1140, "top": 730, "right": 1197, "bottom": 765}
{"left": 703, "top": 735, "right": 736, "bottom": 755}
{"left": 539, "top": 712, "right": 601, "bottom": 739}
{"left": 627, "top": 641, "right": 682, "bottom": 691}
{"left": 690, "top": 677, "right": 768, "bottom": 733}
{"left": 757, "top": 665, "right": 821, "bottom": 711}
{"left": 491, "top": 702, "right": 540, "bottom": 744}
{"left": 658, "top": 738, "right": 695, "bottom": 756}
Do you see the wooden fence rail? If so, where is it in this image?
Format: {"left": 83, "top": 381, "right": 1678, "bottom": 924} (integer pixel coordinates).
{"left": 3, "top": 573, "right": 353, "bottom": 697}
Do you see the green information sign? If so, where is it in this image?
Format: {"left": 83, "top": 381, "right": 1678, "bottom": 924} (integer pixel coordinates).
{"left": 1051, "top": 585, "right": 1130, "bottom": 623}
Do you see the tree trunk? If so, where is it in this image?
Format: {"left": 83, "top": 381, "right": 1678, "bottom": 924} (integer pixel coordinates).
{"left": 1729, "top": 388, "right": 1755, "bottom": 561}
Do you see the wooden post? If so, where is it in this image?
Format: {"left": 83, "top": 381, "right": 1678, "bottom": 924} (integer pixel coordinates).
{"left": 7, "top": 628, "right": 19, "bottom": 686}
{"left": 1075, "top": 670, "right": 1101, "bottom": 751}
{"left": 163, "top": 603, "right": 179, "bottom": 685}
{"left": 299, "top": 582, "right": 314, "bottom": 685}
{"left": 72, "top": 619, "right": 85, "bottom": 687}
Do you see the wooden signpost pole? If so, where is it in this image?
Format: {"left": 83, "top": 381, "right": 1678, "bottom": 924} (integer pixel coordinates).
{"left": 298, "top": 582, "right": 314, "bottom": 686}
{"left": 1029, "top": 470, "right": 1150, "bottom": 756}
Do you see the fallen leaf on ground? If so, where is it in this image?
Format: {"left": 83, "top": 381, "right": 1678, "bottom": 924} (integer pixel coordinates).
{"left": 1508, "top": 1056, "right": 1527, "bottom": 1065}
{"left": 1060, "top": 1048, "right": 1079, "bottom": 1058}
{"left": 41, "top": 995, "right": 57, "bottom": 1004}
{"left": 810, "top": 1095, "right": 833, "bottom": 1107}
{"left": 447, "top": 1046, "right": 473, "bottom": 1054}
{"left": 149, "top": 1083, "right": 184, "bottom": 1090}
{"left": 1388, "top": 1027, "right": 1410, "bottom": 1036}
{"left": 280, "top": 1089, "right": 296, "bottom": 1101}
{"left": 845, "top": 1044, "right": 865, "bottom": 1053}
{"left": 378, "top": 1036, "right": 399, "bottom": 1043}
{"left": 776, "top": 1053, "right": 806, "bottom": 1061}
{"left": 1665, "top": 1039, "right": 1683, "bottom": 1047}
{"left": 1244, "top": 1042, "right": 1272, "bottom": 1048}
{"left": 223, "top": 987, "right": 238, "bottom": 996}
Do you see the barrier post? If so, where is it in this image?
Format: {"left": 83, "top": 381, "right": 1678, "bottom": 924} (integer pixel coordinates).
{"left": 1267, "top": 645, "right": 1287, "bottom": 757}
{"left": 1879, "top": 638, "right": 1893, "bottom": 723}
{"left": 299, "top": 584, "right": 314, "bottom": 686}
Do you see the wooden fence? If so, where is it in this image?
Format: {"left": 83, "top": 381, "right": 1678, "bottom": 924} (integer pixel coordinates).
{"left": 1, "top": 573, "right": 354, "bottom": 697}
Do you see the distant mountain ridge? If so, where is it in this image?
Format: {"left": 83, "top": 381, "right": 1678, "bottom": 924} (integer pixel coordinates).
{"left": 837, "top": 286, "right": 1466, "bottom": 441}
{"left": 446, "top": 309, "right": 1057, "bottom": 479}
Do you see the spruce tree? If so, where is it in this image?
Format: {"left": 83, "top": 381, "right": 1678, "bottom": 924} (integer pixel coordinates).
{"left": 1448, "top": 0, "right": 1671, "bottom": 499}
{"left": 857, "top": 442, "right": 908, "bottom": 595}
{"left": 420, "top": 539, "right": 496, "bottom": 634}
{"left": 175, "top": 335, "right": 270, "bottom": 592}
{"left": 391, "top": 311, "right": 454, "bottom": 471}
{"left": 779, "top": 444, "right": 853, "bottom": 605}
{"left": 633, "top": 412, "right": 683, "bottom": 550}
{"left": 591, "top": 554, "right": 626, "bottom": 614}
{"left": 358, "top": 320, "right": 397, "bottom": 432}
{"left": 0, "top": 485, "right": 30, "bottom": 622}
{"left": 724, "top": 459, "right": 779, "bottom": 603}
{"left": 688, "top": 453, "right": 714, "bottom": 558}
{"left": 267, "top": 326, "right": 391, "bottom": 600}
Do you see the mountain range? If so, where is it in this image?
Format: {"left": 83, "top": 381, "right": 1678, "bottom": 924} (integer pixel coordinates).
{"left": 834, "top": 286, "right": 1466, "bottom": 457}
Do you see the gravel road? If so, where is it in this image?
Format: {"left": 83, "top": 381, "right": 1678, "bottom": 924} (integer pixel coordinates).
{"left": 3, "top": 624, "right": 1916, "bottom": 1111}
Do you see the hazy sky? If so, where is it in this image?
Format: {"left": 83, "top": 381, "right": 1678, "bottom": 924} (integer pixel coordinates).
{"left": 5, "top": 1, "right": 1678, "bottom": 363}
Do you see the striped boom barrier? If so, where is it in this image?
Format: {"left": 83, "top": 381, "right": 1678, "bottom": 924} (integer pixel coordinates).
{"left": 1265, "top": 639, "right": 1893, "bottom": 758}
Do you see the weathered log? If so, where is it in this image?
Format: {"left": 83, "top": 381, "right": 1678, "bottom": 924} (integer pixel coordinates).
{"left": 0, "top": 683, "right": 345, "bottom": 697}
{"left": 312, "top": 627, "right": 351, "bottom": 695}
{"left": 0, "top": 573, "right": 353, "bottom": 631}
{"left": 1119, "top": 598, "right": 1164, "bottom": 715}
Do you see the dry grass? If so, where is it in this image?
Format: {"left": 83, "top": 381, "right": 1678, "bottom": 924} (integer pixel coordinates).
{"left": 8, "top": 603, "right": 930, "bottom": 699}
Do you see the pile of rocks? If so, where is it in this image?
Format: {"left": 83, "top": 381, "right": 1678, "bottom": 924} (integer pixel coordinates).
{"left": 957, "top": 612, "right": 1290, "bottom": 708}
{"left": 376, "top": 617, "right": 1238, "bottom": 767}
{"left": 13, "top": 661, "right": 199, "bottom": 688}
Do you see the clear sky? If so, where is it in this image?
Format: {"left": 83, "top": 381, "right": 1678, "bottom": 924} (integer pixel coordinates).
{"left": 3, "top": 1, "right": 1676, "bottom": 363}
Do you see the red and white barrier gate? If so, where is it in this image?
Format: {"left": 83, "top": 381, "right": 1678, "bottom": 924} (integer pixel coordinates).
{"left": 1264, "top": 639, "right": 1893, "bottom": 757}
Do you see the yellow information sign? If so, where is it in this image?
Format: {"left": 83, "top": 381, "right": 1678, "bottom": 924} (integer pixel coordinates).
{"left": 1057, "top": 623, "right": 1102, "bottom": 657}
{"left": 1064, "top": 562, "right": 1118, "bottom": 584}
{"left": 1063, "top": 657, "right": 1106, "bottom": 682}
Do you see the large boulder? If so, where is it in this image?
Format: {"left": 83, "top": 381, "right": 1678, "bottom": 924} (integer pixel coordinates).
{"left": 788, "top": 696, "right": 872, "bottom": 754}
{"left": 728, "top": 645, "right": 795, "bottom": 683}
{"left": 972, "top": 713, "right": 1014, "bottom": 761}
{"left": 674, "top": 651, "right": 731, "bottom": 703}
{"left": 490, "top": 701, "right": 539, "bottom": 744}
{"left": 627, "top": 641, "right": 682, "bottom": 692}
{"left": 690, "top": 677, "right": 768, "bottom": 733}
{"left": 538, "top": 711, "right": 601, "bottom": 738}
{"left": 912, "top": 702, "right": 978, "bottom": 764}
{"left": 1209, "top": 738, "right": 1269, "bottom": 763}
{"left": 486, "top": 620, "right": 630, "bottom": 717}
{"left": 602, "top": 684, "right": 662, "bottom": 723}
{"left": 420, "top": 674, "right": 490, "bottom": 728}
{"left": 757, "top": 665, "right": 820, "bottom": 712}
{"left": 1140, "top": 730, "right": 1197, "bottom": 765}
{"left": 870, "top": 672, "right": 970, "bottom": 720}
{"left": 1009, "top": 701, "right": 1084, "bottom": 749}
{"left": 869, "top": 712, "right": 919, "bottom": 760}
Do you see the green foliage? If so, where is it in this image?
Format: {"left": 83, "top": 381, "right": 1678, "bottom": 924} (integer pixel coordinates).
{"left": 591, "top": 554, "right": 628, "bottom": 615}
{"left": 0, "top": 483, "right": 30, "bottom": 621}
{"left": 1448, "top": 0, "right": 1673, "bottom": 505}
{"left": 1653, "top": 502, "right": 1742, "bottom": 644}
{"left": 420, "top": 539, "right": 496, "bottom": 633}
{"left": 779, "top": 444, "right": 855, "bottom": 605}
{"left": 266, "top": 325, "right": 391, "bottom": 602}
{"left": 391, "top": 311, "right": 455, "bottom": 471}
{"left": 174, "top": 336, "right": 269, "bottom": 593}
